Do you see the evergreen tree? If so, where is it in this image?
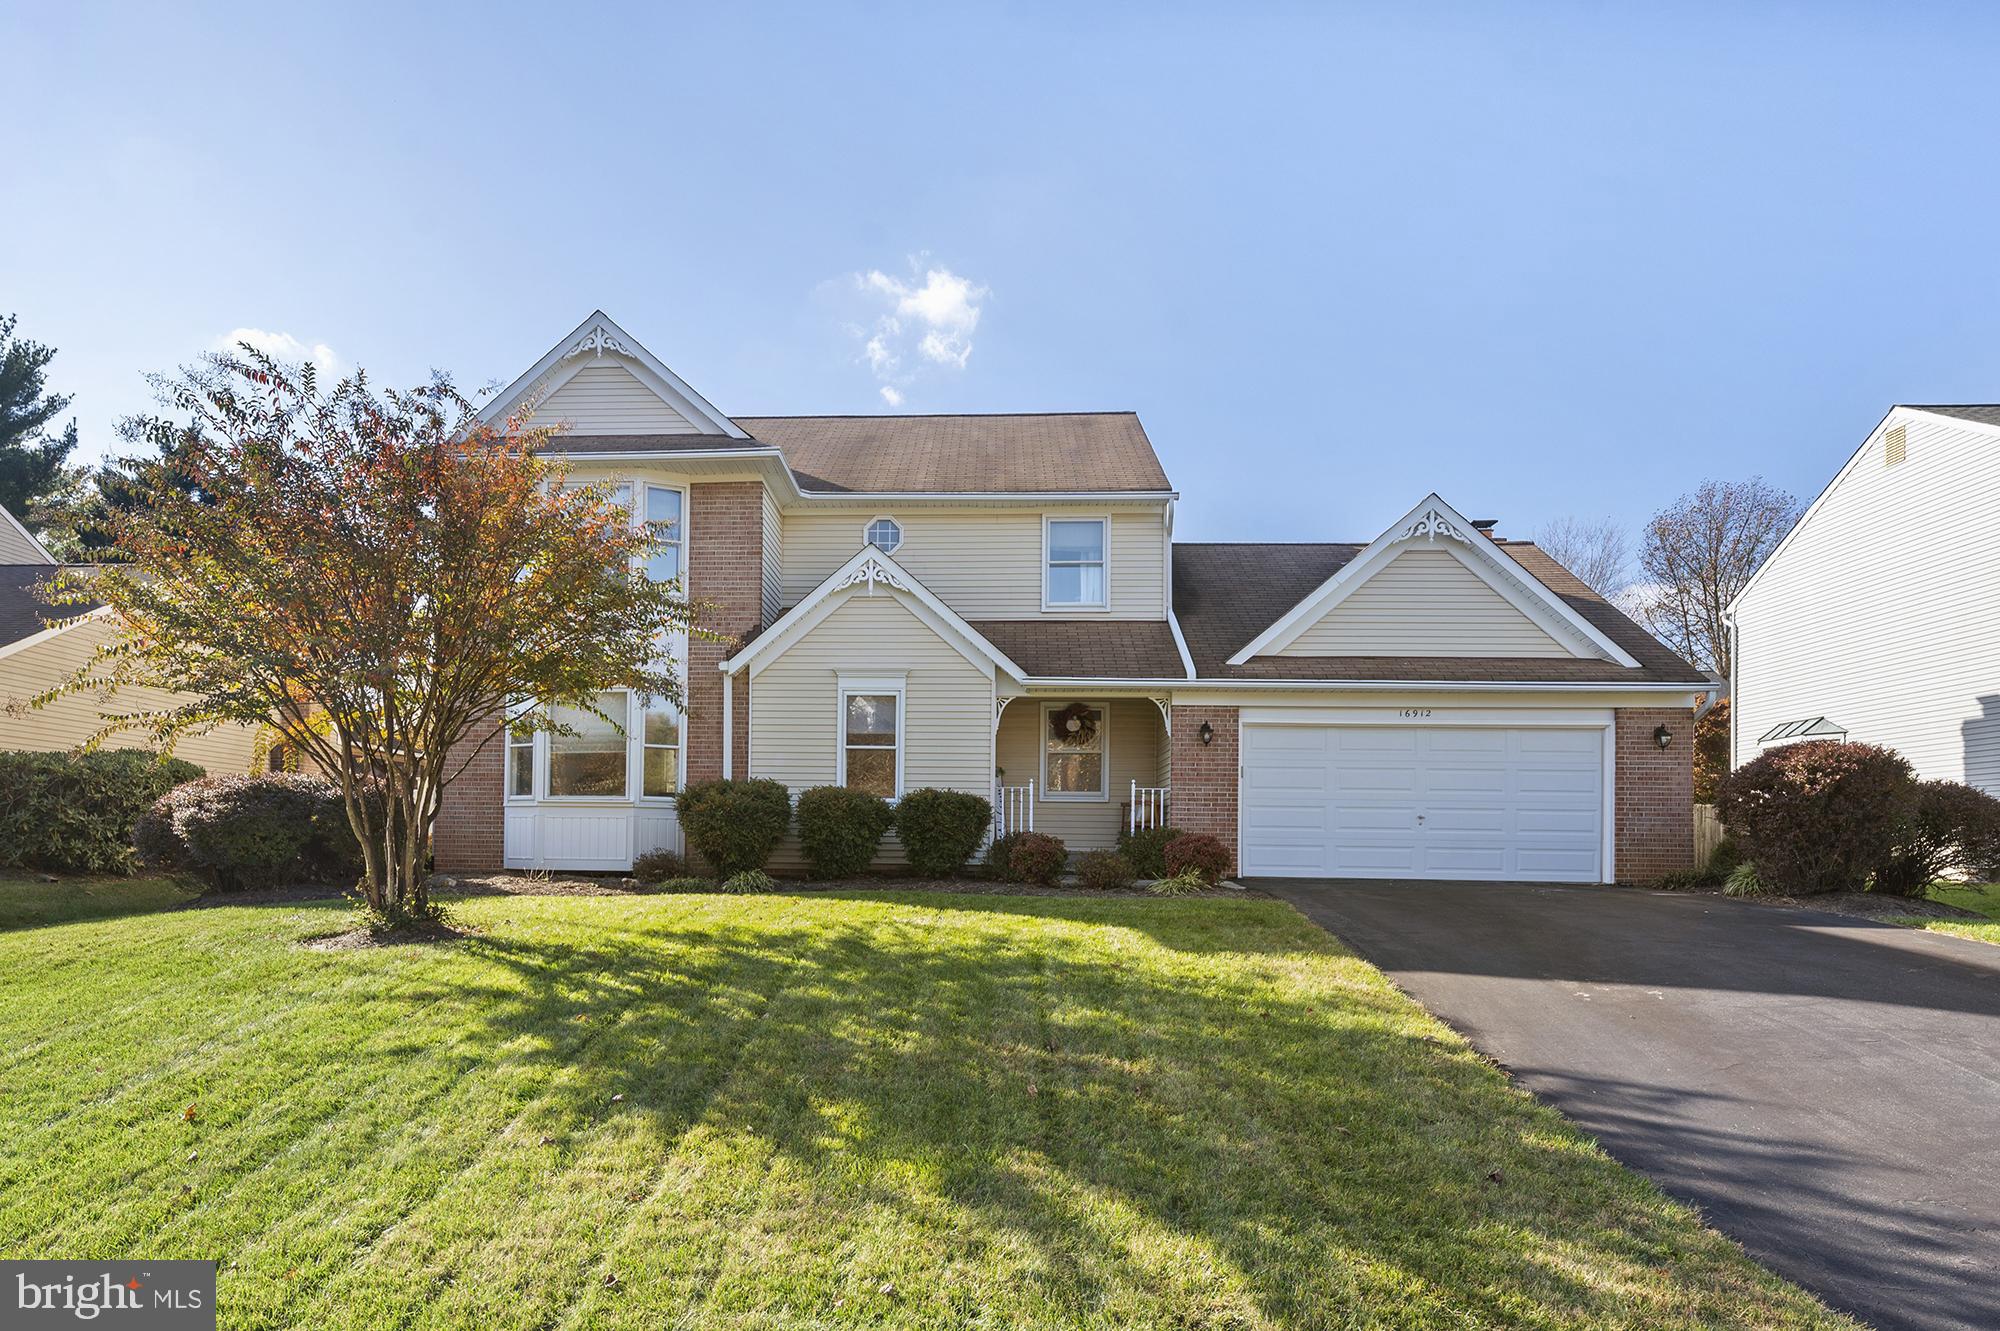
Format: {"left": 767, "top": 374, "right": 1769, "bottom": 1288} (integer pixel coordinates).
{"left": 0, "top": 314, "right": 82, "bottom": 524}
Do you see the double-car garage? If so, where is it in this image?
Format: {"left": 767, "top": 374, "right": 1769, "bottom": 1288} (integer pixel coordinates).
{"left": 1238, "top": 710, "right": 1613, "bottom": 882}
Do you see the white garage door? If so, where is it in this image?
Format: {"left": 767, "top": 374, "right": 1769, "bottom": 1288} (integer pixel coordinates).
{"left": 1240, "top": 724, "right": 1605, "bottom": 882}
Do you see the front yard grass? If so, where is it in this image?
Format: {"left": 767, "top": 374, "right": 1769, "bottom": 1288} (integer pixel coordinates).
{"left": 0, "top": 869, "right": 198, "bottom": 930}
{"left": 1890, "top": 882, "right": 2000, "bottom": 944}
{"left": 0, "top": 891, "right": 1852, "bottom": 1329}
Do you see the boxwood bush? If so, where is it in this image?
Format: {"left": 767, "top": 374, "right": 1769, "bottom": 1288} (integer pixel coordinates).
{"left": 1719, "top": 740, "right": 1917, "bottom": 895}
{"left": 0, "top": 750, "right": 204, "bottom": 874}
{"left": 795, "top": 785, "right": 895, "bottom": 879}
{"left": 1164, "top": 833, "right": 1231, "bottom": 885}
{"left": 1118, "top": 824, "right": 1185, "bottom": 879}
{"left": 894, "top": 788, "right": 992, "bottom": 877}
{"left": 676, "top": 778, "right": 793, "bottom": 876}
{"left": 135, "top": 773, "right": 360, "bottom": 891}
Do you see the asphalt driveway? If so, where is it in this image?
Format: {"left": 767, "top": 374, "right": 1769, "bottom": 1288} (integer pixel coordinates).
{"left": 1254, "top": 879, "right": 2000, "bottom": 1331}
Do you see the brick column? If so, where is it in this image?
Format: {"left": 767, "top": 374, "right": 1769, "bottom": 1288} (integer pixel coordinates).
{"left": 1615, "top": 707, "right": 1695, "bottom": 881}
{"left": 434, "top": 717, "right": 504, "bottom": 871}
{"left": 686, "top": 481, "right": 766, "bottom": 782}
{"left": 1169, "top": 704, "right": 1240, "bottom": 874}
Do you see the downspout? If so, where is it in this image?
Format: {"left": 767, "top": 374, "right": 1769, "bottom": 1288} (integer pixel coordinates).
{"left": 722, "top": 669, "right": 734, "bottom": 780}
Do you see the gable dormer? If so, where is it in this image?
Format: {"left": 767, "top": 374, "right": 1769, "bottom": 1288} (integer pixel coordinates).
{"left": 476, "top": 311, "right": 749, "bottom": 440}
{"left": 1227, "top": 494, "right": 1640, "bottom": 666}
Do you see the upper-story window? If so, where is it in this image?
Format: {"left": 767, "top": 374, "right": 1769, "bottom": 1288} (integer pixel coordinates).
{"left": 1044, "top": 517, "right": 1108, "bottom": 608}
{"left": 865, "top": 516, "right": 903, "bottom": 554}
{"left": 642, "top": 485, "right": 683, "bottom": 583}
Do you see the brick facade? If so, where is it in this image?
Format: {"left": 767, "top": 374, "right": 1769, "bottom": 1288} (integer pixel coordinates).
{"left": 1168, "top": 704, "right": 1240, "bottom": 875}
{"left": 1614, "top": 706, "right": 1695, "bottom": 882}
{"left": 434, "top": 717, "right": 504, "bottom": 872}
{"left": 686, "top": 481, "right": 767, "bottom": 783}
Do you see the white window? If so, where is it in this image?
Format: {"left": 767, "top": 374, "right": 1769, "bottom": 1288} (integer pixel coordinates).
{"left": 838, "top": 680, "right": 904, "bottom": 799}
{"left": 1042, "top": 701, "right": 1107, "bottom": 800}
{"left": 1044, "top": 517, "right": 1107, "bottom": 608}
{"left": 506, "top": 716, "right": 535, "bottom": 799}
{"left": 547, "top": 692, "right": 629, "bottom": 798}
{"left": 642, "top": 698, "right": 680, "bottom": 797}
{"left": 642, "top": 484, "right": 684, "bottom": 583}
{"left": 865, "top": 516, "right": 902, "bottom": 553}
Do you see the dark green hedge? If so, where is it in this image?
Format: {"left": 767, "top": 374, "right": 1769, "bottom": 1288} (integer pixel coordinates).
{"left": 0, "top": 750, "right": 205, "bottom": 874}
{"left": 894, "top": 788, "right": 992, "bottom": 877}
{"left": 135, "top": 773, "right": 361, "bottom": 891}
{"left": 677, "top": 779, "right": 793, "bottom": 876}
{"left": 795, "top": 785, "right": 894, "bottom": 879}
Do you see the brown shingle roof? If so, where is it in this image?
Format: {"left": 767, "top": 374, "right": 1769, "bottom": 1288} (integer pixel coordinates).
{"left": 970, "top": 619, "right": 1186, "bottom": 679}
{"left": 736, "top": 413, "right": 1171, "bottom": 494}
{"left": 0, "top": 565, "right": 98, "bottom": 646}
{"left": 1171, "top": 540, "right": 1705, "bottom": 685}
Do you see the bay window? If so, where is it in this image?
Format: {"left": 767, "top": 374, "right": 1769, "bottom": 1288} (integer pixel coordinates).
{"left": 642, "top": 484, "right": 683, "bottom": 583}
{"left": 642, "top": 700, "right": 680, "bottom": 797}
{"left": 547, "top": 692, "right": 629, "bottom": 798}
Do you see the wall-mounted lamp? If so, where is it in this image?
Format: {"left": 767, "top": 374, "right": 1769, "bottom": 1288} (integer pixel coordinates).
{"left": 1653, "top": 724, "right": 1674, "bottom": 750}
{"left": 1198, "top": 721, "right": 1215, "bottom": 747}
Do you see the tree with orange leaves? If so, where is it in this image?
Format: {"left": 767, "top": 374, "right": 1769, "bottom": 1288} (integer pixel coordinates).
{"left": 43, "top": 348, "right": 704, "bottom": 924}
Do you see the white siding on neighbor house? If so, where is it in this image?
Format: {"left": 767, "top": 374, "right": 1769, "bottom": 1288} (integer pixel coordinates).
{"left": 779, "top": 507, "right": 1168, "bottom": 619}
{"left": 760, "top": 486, "right": 783, "bottom": 626}
{"left": 1, "top": 617, "right": 261, "bottom": 775}
{"left": 538, "top": 363, "right": 699, "bottom": 435}
{"left": 994, "top": 699, "right": 1165, "bottom": 853}
{"left": 1277, "top": 547, "right": 1570, "bottom": 658}
{"left": 1733, "top": 411, "right": 2000, "bottom": 792}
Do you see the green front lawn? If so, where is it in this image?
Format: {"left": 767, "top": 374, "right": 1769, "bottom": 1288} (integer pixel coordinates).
{"left": 1891, "top": 882, "right": 2000, "bottom": 944}
{"left": 0, "top": 892, "right": 1850, "bottom": 1329}
{"left": 0, "top": 870, "right": 198, "bottom": 930}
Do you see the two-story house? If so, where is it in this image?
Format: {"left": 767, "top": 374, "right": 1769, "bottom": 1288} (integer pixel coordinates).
{"left": 437, "top": 312, "right": 1706, "bottom": 882}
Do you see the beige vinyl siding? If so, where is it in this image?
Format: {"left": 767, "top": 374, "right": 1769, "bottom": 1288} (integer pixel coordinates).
{"left": 1276, "top": 548, "right": 1570, "bottom": 658}
{"left": 750, "top": 591, "right": 993, "bottom": 873}
{"left": 760, "top": 487, "right": 783, "bottom": 626}
{"left": 779, "top": 507, "right": 1167, "bottom": 619}
{"left": 538, "top": 363, "right": 699, "bottom": 435}
{"left": 995, "top": 698, "right": 1164, "bottom": 853}
{"left": 0, "top": 518, "right": 50, "bottom": 564}
{"left": 1733, "top": 412, "right": 2000, "bottom": 791}
{"left": 1, "top": 617, "right": 260, "bottom": 774}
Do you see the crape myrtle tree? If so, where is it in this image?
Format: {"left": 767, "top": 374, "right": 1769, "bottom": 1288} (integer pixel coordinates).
{"left": 42, "top": 349, "right": 704, "bottom": 923}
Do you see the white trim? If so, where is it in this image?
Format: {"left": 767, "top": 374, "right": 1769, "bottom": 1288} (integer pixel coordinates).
{"left": 837, "top": 678, "right": 906, "bottom": 799}
{"left": 721, "top": 670, "right": 734, "bottom": 780}
{"left": 1039, "top": 700, "right": 1111, "bottom": 802}
{"left": 1024, "top": 676, "right": 1705, "bottom": 695}
{"left": 476, "top": 310, "right": 748, "bottom": 438}
{"left": 719, "top": 545, "right": 1024, "bottom": 682}
{"left": 862, "top": 514, "right": 904, "bottom": 554}
{"left": 0, "top": 504, "right": 55, "bottom": 564}
{"left": 1165, "top": 609, "right": 1198, "bottom": 680}
{"left": 1226, "top": 493, "right": 1640, "bottom": 668}
{"left": 1041, "top": 513, "right": 1111, "bottom": 612}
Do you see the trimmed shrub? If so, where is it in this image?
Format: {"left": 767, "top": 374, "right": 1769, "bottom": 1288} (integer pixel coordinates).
{"left": 984, "top": 833, "right": 1022, "bottom": 880}
{"left": 137, "top": 773, "right": 359, "bottom": 891}
{"left": 1147, "top": 869, "right": 1210, "bottom": 897}
{"left": 1076, "top": 850, "right": 1134, "bottom": 891}
{"left": 1118, "top": 824, "right": 1185, "bottom": 880}
{"left": 1163, "top": 833, "right": 1230, "bottom": 885}
{"left": 1718, "top": 741, "right": 1917, "bottom": 895}
{"left": 1006, "top": 832, "right": 1067, "bottom": 885}
{"left": 631, "top": 848, "right": 688, "bottom": 885}
{"left": 795, "top": 785, "right": 895, "bottom": 879}
{"left": 0, "top": 750, "right": 204, "bottom": 874}
{"left": 676, "top": 779, "right": 792, "bottom": 876}
{"left": 1873, "top": 779, "right": 2000, "bottom": 897}
{"left": 650, "top": 876, "right": 715, "bottom": 893}
{"left": 720, "top": 869, "right": 775, "bottom": 894}
{"left": 895, "top": 788, "right": 993, "bottom": 877}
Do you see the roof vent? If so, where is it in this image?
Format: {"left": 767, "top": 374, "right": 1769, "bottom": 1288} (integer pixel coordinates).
{"left": 1884, "top": 424, "right": 1907, "bottom": 467}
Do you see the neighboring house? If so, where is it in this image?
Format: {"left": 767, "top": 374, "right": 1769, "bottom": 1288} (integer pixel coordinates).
{"left": 0, "top": 519, "right": 262, "bottom": 775}
{"left": 1730, "top": 405, "right": 2000, "bottom": 794}
{"left": 437, "top": 311, "right": 1706, "bottom": 881}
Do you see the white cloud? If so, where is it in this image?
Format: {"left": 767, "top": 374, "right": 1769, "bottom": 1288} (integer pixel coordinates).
{"left": 211, "top": 328, "right": 342, "bottom": 380}
{"left": 837, "top": 260, "right": 989, "bottom": 406}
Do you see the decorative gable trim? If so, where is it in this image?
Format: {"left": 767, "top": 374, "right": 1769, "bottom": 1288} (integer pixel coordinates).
{"left": 475, "top": 310, "right": 749, "bottom": 439}
{"left": 1225, "top": 493, "right": 1642, "bottom": 668}
{"left": 719, "top": 546, "right": 1026, "bottom": 683}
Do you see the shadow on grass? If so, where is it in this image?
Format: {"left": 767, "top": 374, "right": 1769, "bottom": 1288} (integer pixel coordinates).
{"left": 347, "top": 893, "right": 1838, "bottom": 1328}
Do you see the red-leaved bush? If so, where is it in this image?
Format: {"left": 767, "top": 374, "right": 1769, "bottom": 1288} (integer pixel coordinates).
{"left": 1718, "top": 741, "right": 1916, "bottom": 895}
{"left": 1005, "top": 832, "right": 1068, "bottom": 885}
{"left": 1163, "top": 833, "right": 1231, "bottom": 885}
{"left": 1872, "top": 779, "right": 2000, "bottom": 897}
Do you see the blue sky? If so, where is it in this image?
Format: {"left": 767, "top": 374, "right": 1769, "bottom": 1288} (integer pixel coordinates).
{"left": 5, "top": 2, "right": 1999, "bottom": 544}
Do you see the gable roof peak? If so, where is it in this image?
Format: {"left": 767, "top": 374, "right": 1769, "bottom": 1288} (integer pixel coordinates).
{"left": 477, "top": 309, "right": 748, "bottom": 439}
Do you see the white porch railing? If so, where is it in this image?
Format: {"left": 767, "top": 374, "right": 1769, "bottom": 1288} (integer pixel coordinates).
{"left": 1129, "top": 782, "right": 1171, "bottom": 835}
{"left": 995, "top": 781, "right": 1035, "bottom": 838}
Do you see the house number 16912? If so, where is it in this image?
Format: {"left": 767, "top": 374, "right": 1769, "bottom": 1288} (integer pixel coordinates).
{"left": 1398, "top": 708, "right": 1433, "bottom": 719}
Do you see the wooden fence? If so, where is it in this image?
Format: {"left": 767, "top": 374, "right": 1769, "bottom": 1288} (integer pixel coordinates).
{"left": 1693, "top": 804, "right": 1725, "bottom": 865}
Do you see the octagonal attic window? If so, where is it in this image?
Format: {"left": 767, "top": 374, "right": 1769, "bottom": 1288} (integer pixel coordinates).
{"left": 865, "top": 517, "right": 903, "bottom": 553}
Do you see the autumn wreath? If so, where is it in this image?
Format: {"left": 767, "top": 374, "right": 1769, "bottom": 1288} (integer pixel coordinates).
{"left": 1049, "top": 702, "right": 1099, "bottom": 746}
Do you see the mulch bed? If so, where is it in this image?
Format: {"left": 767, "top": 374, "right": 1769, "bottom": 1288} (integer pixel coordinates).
{"left": 1656, "top": 884, "right": 1985, "bottom": 921}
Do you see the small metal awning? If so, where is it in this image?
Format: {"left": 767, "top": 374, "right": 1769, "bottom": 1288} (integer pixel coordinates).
{"left": 1757, "top": 716, "right": 1848, "bottom": 744}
